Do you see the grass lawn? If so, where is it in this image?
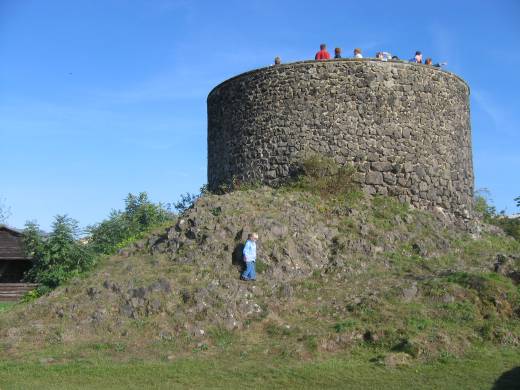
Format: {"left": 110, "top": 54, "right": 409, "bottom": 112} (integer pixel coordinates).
{"left": 0, "top": 302, "right": 14, "bottom": 314}
{"left": 0, "top": 347, "right": 518, "bottom": 389}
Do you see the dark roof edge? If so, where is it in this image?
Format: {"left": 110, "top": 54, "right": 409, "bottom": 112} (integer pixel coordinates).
{"left": 208, "top": 58, "right": 470, "bottom": 99}
{"left": 0, "top": 224, "right": 23, "bottom": 236}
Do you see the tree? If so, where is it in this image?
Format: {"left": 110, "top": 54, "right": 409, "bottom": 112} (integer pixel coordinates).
{"left": 515, "top": 196, "right": 520, "bottom": 209}
{"left": 174, "top": 192, "right": 199, "bottom": 214}
{"left": 474, "top": 189, "right": 497, "bottom": 222}
{"left": 87, "top": 192, "right": 173, "bottom": 255}
{"left": 24, "top": 215, "right": 95, "bottom": 290}
{"left": 0, "top": 197, "right": 11, "bottom": 224}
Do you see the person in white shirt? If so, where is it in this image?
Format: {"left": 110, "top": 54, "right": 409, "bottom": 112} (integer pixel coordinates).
{"left": 353, "top": 48, "right": 363, "bottom": 58}
{"left": 241, "top": 233, "right": 258, "bottom": 281}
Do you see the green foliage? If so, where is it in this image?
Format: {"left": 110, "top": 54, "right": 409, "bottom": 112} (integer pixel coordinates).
{"left": 333, "top": 319, "right": 357, "bottom": 333}
{"left": 474, "top": 191, "right": 520, "bottom": 241}
{"left": 210, "top": 207, "right": 222, "bottom": 216}
{"left": 20, "top": 289, "right": 40, "bottom": 303}
{"left": 391, "top": 339, "right": 420, "bottom": 357}
{"left": 291, "top": 155, "right": 358, "bottom": 197}
{"left": 215, "top": 176, "right": 262, "bottom": 194}
{"left": 492, "top": 217, "right": 520, "bottom": 242}
{"left": 474, "top": 190, "right": 497, "bottom": 222}
{"left": 255, "top": 259, "right": 269, "bottom": 274}
{"left": 174, "top": 192, "right": 199, "bottom": 214}
{"left": 439, "top": 301, "right": 477, "bottom": 323}
{"left": 209, "top": 327, "right": 234, "bottom": 349}
{"left": 0, "top": 302, "right": 14, "bottom": 314}
{"left": 265, "top": 322, "right": 296, "bottom": 337}
{"left": 24, "top": 215, "right": 96, "bottom": 289}
{"left": 87, "top": 192, "right": 173, "bottom": 255}
{"left": 372, "top": 196, "right": 409, "bottom": 229}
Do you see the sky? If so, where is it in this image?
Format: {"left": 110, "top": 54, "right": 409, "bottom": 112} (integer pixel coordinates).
{"left": 0, "top": 0, "right": 519, "bottom": 230}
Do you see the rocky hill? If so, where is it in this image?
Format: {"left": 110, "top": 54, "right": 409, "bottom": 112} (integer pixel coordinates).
{"left": 1, "top": 186, "right": 519, "bottom": 364}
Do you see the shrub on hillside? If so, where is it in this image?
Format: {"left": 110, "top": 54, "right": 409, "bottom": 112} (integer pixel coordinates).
{"left": 291, "top": 155, "right": 358, "bottom": 196}
{"left": 87, "top": 192, "right": 173, "bottom": 255}
{"left": 474, "top": 191, "right": 520, "bottom": 241}
{"left": 24, "top": 216, "right": 95, "bottom": 292}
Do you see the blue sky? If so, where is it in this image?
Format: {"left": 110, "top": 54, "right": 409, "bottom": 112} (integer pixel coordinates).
{"left": 1, "top": 0, "right": 519, "bottom": 230}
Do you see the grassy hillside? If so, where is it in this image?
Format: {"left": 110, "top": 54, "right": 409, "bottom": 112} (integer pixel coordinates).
{"left": 0, "top": 185, "right": 519, "bottom": 388}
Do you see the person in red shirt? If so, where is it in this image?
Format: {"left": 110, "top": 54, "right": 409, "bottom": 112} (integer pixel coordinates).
{"left": 315, "top": 43, "right": 331, "bottom": 60}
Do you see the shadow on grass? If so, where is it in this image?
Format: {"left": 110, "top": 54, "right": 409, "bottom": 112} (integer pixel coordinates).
{"left": 492, "top": 367, "right": 520, "bottom": 390}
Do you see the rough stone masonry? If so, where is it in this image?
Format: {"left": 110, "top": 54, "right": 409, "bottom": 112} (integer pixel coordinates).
{"left": 207, "top": 59, "right": 474, "bottom": 217}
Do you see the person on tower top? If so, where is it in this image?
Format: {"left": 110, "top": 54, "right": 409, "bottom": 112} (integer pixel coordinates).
{"left": 353, "top": 48, "right": 363, "bottom": 58}
{"left": 425, "top": 58, "right": 447, "bottom": 68}
{"left": 315, "top": 44, "right": 331, "bottom": 60}
{"left": 334, "top": 47, "right": 342, "bottom": 59}
{"left": 409, "top": 51, "right": 423, "bottom": 63}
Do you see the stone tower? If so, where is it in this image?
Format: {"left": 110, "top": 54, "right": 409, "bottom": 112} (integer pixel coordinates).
{"left": 207, "top": 59, "right": 474, "bottom": 217}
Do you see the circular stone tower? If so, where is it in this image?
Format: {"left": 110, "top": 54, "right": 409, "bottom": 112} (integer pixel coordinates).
{"left": 207, "top": 59, "right": 474, "bottom": 217}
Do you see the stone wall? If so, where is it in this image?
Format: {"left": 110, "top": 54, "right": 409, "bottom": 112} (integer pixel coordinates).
{"left": 207, "top": 59, "right": 474, "bottom": 217}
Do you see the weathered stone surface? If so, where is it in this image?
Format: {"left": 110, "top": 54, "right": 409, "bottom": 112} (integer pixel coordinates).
{"left": 207, "top": 59, "right": 473, "bottom": 217}
{"left": 366, "top": 171, "right": 384, "bottom": 185}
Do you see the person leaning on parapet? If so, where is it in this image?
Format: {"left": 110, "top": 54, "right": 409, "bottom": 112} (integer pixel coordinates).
{"left": 425, "top": 58, "right": 447, "bottom": 68}
{"left": 353, "top": 48, "right": 363, "bottom": 58}
{"left": 273, "top": 56, "right": 281, "bottom": 66}
{"left": 334, "top": 47, "right": 342, "bottom": 59}
{"left": 409, "top": 51, "right": 423, "bottom": 63}
{"left": 241, "top": 233, "right": 258, "bottom": 281}
{"left": 315, "top": 43, "right": 331, "bottom": 60}
{"left": 375, "top": 51, "right": 392, "bottom": 61}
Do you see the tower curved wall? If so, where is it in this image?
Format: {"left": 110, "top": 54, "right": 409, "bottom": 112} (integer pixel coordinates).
{"left": 207, "top": 59, "right": 474, "bottom": 216}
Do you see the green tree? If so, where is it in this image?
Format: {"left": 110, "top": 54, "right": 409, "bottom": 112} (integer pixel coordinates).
{"left": 474, "top": 189, "right": 497, "bottom": 222}
{"left": 474, "top": 192, "right": 520, "bottom": 242}
{"left": 24, "top": 215, "right": 95, "bottom": 291}
{"left": 87, "top": 192, "right": 173, "bottom": 255}
{"left": 515, "top": 196, "right": 520, "bottom": 209}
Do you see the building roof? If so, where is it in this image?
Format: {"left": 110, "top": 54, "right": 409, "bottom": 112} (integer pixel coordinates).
{"left": 0, "top": 225, "right": 29, "bottom": 261}
{"left": 0, "top": 224, "right": 23, "bottom": 235}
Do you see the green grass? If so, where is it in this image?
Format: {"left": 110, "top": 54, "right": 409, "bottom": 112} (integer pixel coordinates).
{"left": 0, "top": 347, "right": 518, "bottom": 389}
{"left": 0, "top": 302, "right": 14, "bottom": 314}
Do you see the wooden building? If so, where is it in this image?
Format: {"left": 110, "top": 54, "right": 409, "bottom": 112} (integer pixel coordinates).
{"left": 0, "top": 225, "right": 32, "bottom": 283}
{"left": 0, "top": 225, "right": 37, "bottom": 301}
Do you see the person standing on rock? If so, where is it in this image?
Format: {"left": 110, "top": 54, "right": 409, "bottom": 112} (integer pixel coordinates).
{"left": 241, "top": 233, "right": 258, "bottom": 281}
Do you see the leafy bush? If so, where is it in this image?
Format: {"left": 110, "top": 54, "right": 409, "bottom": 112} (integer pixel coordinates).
{"left": 174, "top": 192, "right": 199, "bottom": 214}
{"left": 24, "top": 216, "right": 96, "bottom": 290}
{"left": 474, "top": 190, "right": 497, "bottom": 222}
{"left": 255, "top": 260, "right": 269, "bottom": 274}
{"left": 474, "top": 191, "right": 520, "bottom": 241}
{"left": 87, "top": 192, "right": 173, "bottom": 255}
{"left": 290, "top": 155, "right": 358, "bottom": 197}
